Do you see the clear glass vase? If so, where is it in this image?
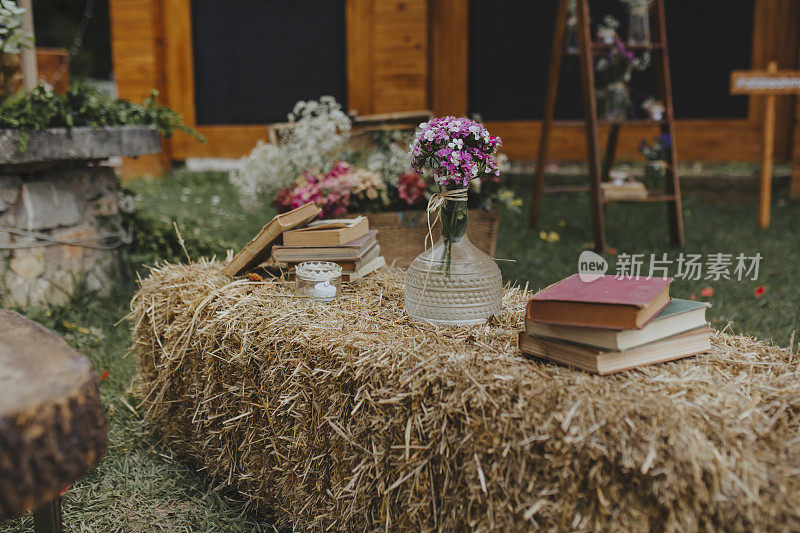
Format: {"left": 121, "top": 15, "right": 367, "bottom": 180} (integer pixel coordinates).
{"left": 564, "top": 16, "right": 579, "bottom": 54}
{"left": 643, "top": 159, "right": 666, "bottom": 190}
{"left": 628, "top": 2, "right": 651, "bottom": 46}
{"left": 600, "top": 83, "right": 630, "bottom": 121}
{"left": 404, "top": 186, "right": 502, "bottom": 326}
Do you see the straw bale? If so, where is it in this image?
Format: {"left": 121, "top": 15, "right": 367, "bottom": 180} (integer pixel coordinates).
{"left": 130, "top": 261, "right": 800, "bottom": 531}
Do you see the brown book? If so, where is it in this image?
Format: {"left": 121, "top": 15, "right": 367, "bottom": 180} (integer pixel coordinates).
{"left": 282, "top": 216, "right": 369, "bottom": 246}
{"left": 223, "top": 203, "right": 321, "bottom": 277}
{"left": 272, "top": 230, "right": 378, "bottom": 262}
{"left": 518, "top": 327, "right": 712, "bottom": 375}
{"left": 341, "top": 256, "right": 386, "bottom": 282}
{"left": 282, "top": 244, "right": 381, "bottom": 273}
{"left": 527, "top": 274, "right": 672, "bottom": 330}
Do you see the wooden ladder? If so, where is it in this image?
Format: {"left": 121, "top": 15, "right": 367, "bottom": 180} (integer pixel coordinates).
{"left": 528, "top": 0, "right": 684, "bottom": 253}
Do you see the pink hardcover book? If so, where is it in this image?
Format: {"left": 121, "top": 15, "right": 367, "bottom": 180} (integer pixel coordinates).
{"left": 527, "top": 274, "right": 673, "bottom": 330}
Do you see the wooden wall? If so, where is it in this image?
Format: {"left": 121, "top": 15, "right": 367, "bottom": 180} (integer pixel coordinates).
{"left": 348, "top": 0, "right": 430, "bottom": 115}
{"left": 109, "top": 0, "right": 800, "bottom": 171}
{"left": 109, "top": 0, "right": 169, "bottom": 177}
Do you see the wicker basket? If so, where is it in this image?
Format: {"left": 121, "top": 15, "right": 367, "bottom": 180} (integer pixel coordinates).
{"left": 363, "top": 209, "right": 500, "bottom": 268}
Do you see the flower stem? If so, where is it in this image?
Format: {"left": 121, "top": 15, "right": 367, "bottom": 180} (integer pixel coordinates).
{"left": 439, "top": 185, "right": 467, "bottom": 277}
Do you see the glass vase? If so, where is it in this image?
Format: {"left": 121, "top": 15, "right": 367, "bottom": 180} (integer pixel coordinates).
{"left": 564, "top": 16, "right": 579, "bottom": 54}
{"left": 404, "top": 186, "right": 502, "bottom": 326}
{"left": 628, "top": 2, "right": 651, "bottom": 46}
{"left": 600, "top": 83, "right": 630, "bottom": 121}
{"left": 643, "top": 159, "right": 666, "bottom": 190}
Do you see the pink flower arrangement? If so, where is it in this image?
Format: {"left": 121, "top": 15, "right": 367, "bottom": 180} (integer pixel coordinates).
{"left": 397, "top": 173, "right": 428, "bottom": 206}
{"left": 409, "top": 116, "right": 502, "bottom": 187}
{"left": 274, "top": 162, "right": 352, "bottom": 217}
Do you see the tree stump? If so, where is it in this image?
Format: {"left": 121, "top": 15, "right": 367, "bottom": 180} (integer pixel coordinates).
{"left": 0, "top": 310, "right": 107, "bottom": 523}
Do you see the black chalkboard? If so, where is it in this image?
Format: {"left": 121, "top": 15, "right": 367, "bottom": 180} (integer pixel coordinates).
{"left": 468, "top": 0, "right": 754, "bottom": 121}
{"left": 191, "top": 0, "right": 347, "bottom": 125}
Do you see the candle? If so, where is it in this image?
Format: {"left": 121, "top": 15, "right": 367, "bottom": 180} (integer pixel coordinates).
{"left": 312, "top": 281, "right": 337, "bottom": 302}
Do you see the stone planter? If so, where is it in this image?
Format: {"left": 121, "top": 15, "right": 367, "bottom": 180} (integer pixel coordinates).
{"left": 0, "top": 126, "right": 161, "bottom": 165}
{"left": 363, "top": 209, "right": 500, "bottom": 268}
{"left": 0, "top": 126, "right": 160, "bottom": 306}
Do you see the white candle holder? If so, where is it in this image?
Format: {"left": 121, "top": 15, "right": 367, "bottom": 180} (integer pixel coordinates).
{"left": 295, "top": 261, "right": 342, "bottom": 302}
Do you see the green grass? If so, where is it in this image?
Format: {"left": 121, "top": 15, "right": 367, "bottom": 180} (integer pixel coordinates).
{"left": 3, "top": 168, "right": 798, "bottom": 531}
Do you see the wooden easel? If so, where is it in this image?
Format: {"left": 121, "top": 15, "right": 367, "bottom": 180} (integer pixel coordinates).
{"left": 528, "top": 0, "right": 684, "bottom": 252}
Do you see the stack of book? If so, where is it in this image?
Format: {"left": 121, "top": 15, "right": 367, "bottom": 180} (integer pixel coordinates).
{"left": 518, "top": 274, "right": 711, "bottom": 374}
{"left": 272, "top": 216, "right": 386, "bottom": 282}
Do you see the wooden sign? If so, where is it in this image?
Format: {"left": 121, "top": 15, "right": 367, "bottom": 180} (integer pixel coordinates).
{"left": 730, "top": 62, "right": 800, "bottom": 228}
{"left": 731, "top": 69, "right": 800, "bottom": 95}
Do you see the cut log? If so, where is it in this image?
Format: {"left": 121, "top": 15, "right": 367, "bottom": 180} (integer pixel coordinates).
{"left": 0, "top": 310, "right": 107, "bottom": 522}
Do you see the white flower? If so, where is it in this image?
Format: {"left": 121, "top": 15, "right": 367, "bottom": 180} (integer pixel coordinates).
{"left": 230, "top": 98, "right": 350, "bottom": 210}
{"left": 424, "top": 129, "right": 436, "bottom": 141}
{"left": 448, "top": 138, "right": 463, "bottom": 149}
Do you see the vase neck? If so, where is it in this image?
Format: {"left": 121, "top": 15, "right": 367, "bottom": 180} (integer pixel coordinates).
{"left": 440, "top": 185, "right": 468, "bottom": 243}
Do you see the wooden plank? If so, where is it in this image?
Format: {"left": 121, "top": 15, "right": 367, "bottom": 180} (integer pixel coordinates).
{"left": 758, "top": 61, "right": 778, "bottom": 227}
{"left": 653, "top": 0, "right": 684, "bottom": 247}
{"left": 575, "top": 0, "right": 605, "bottom": 252}
{"left": 118, "top": 154, "right": 168, "bottom": 181}
{"left": 486, "top": 119, "right": 763, "bottom": 161}
{"left": 429, "top": 0, "right": 468, "bottom": 116}
{"left": 347, "top": 0, "right": 374, "bottom": 115}
{"left": 109, "top": 0, "right": 161, "bottom": 92}
{"left": 600, "top": 124, "right": 619, "bottom": 183}
{"left": 167, "top": 120, "right": 765, "bottom": 162}
{"left": 109, "top": 0, "right": 160, "bottom": 41}
{"left": 109, "top": 0, "right": 170, "bottom": 175}
{"left": 170, "top": 125, "right": 270, "bottom": 160}
{"left": 792, "top": 34, "right": 800, "bottom": 200}
{"left": 163, "top": 0, "right": 196, "bottom": 128}
{"left": 371, "top": 0, "right": 428, "bottom": 113}
{"left": 529, "top": 0, "right": 568, "bottom": 228}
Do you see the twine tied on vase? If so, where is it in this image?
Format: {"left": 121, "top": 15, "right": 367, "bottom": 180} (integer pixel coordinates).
{"left": 424, "top": 187, "right": 468, "bottom": 251}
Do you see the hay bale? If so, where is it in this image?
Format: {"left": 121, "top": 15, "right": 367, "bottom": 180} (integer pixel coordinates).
{"left": 130, "top": 262, "right": 800, "bottom": 531}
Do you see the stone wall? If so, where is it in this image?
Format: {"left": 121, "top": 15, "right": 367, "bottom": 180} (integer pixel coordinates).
{"left": 0, "top": 125, "right": 159, "bottom": 307}
{"left": 0, "top": 167, "right": 124, "bottom": 306}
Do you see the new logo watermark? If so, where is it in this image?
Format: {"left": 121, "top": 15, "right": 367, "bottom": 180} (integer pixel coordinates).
{"left": 577, "top": 251, "right": 762, "bottom": 282}
{"left": 578, "top": 251, "right": 608, "bottom": 282}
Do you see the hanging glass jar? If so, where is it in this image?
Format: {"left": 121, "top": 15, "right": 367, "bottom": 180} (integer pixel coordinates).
{"left": 642, "top": 159, "right": 666, "bottom": 190}
{"left": 564, "top": 15, "right": 579, "bottom": 54}
{"left": 627, "top": 0, "right": 651, "bottom": 46}
{"left": 405, "top": 185, "right": 502, "bottom": 326}
{"left": 601, "top": 82, "right": 630, "bottom": 121}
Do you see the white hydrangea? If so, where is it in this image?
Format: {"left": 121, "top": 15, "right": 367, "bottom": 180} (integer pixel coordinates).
{"left": 229, "top": 96, "right": 352, "bottom": 211}
{"left": 229, "top": 141, "right": 287, "bottom": 211}
{"left": 281, "top": 96, "right": 351, "bottom": 171}
{"left": 366, "top": 139, "right": 412, "bottom": 187}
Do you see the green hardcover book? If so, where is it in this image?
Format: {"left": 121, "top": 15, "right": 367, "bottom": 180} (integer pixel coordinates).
{"left": 525, "top": 299, "right": 710, "bottom": 351}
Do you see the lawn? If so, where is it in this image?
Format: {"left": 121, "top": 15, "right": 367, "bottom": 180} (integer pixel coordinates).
{"left": 2, "top": 168, "right": 798, "bottom": 531}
